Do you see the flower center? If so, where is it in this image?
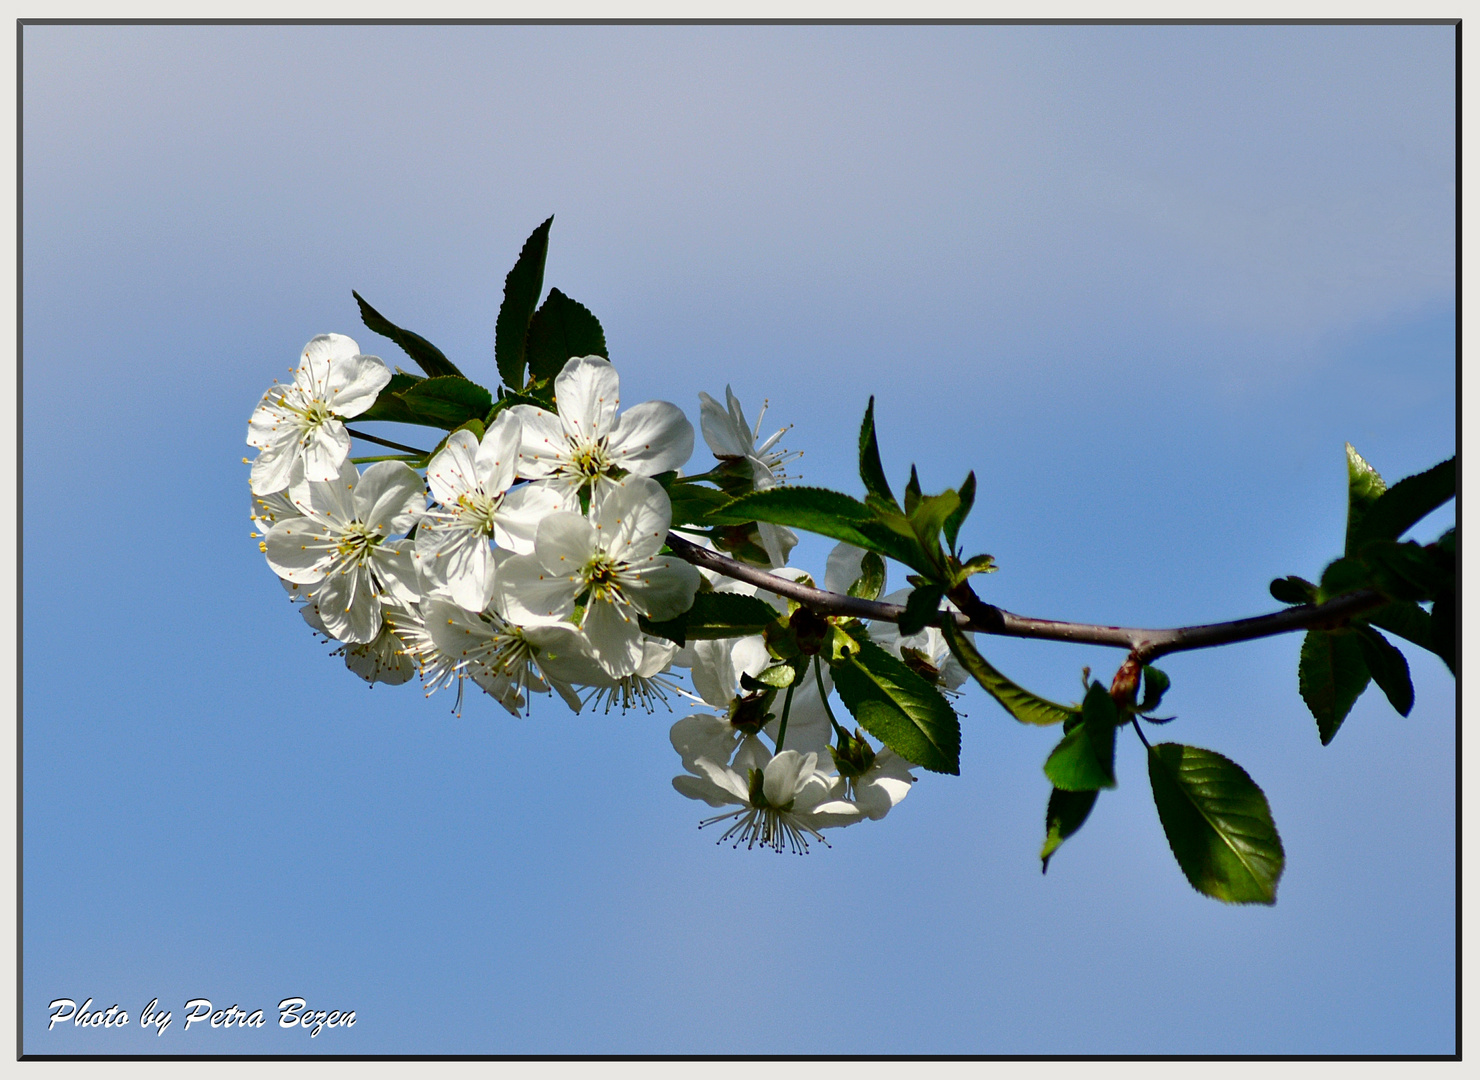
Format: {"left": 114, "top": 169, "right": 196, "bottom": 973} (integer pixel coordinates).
{"left": 566, "top": 437, "right": 612, "bottom": 481}
{"left": 583, "top": 552, "right": 622, "bottom": 600}
{"left": 454, "top": 492, "right": 499, "bottom": 536}
{"left": 334, "top": 521, "right": 380, "bottom": 564}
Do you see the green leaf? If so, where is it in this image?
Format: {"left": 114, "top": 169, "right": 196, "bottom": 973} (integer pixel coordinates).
{"left": 1344, "top": 443, "right": 1387, "bottom": 556}
{"left": 1298, "top": 629, "right": 1371, "bottom": 744}
{"left": 941, "top": 621, "right": 1078, "bottom": 726}
{"left": 638, "top": 592, "right": 779, "bottom": 647}
{"left": 903, "top": 466, "right": 922, "bottom": 515}
{"left": 1351, "top": 625, "right": 1414, "bottom": 717}
{"left": 352, "top": 291, "right": 463, "bottom": 379}
{"left": 908, "top": 490, "right": 960, "bottom": 566}
{"left": 1147, "top": 743, "right": 1284, "bottom": 905}
{"left": 1140, "top": 665, "right": 1170, "bottom": 714}
{"left": 1429, "top": 591, "right": 1455, "bottom": 674}
{"left": 1041, "top": 787, "right": 1098, "bottom": 873}
{"left": 495, "top": 216, "right": 553, "bottom": 389}
{"left": 396, "top": 375, "right": 495, "bottom": 430}
{"left": 831, "top": 638, "right": 960, "bottom": 774}
{"left": 1365, "top": 600, "right": 1432, "bottom": 653}
{"left": 1348, "top": 456, "right": 1454, "bottom": 552}
{"left": 709, "top": 487, "right": 926, "bottom": 569}
{"left": 524, "top": 287, "right": 608, "bottom": 386}
{"left": 943, "top": 471, "right": 975, "bottom": 553}
{"left": 1269, "top": 575, "right": 1319, "bottom": 605}
{"left": 898, "top": 584, "right": 944, "bottom": 636}
{"left": 1359, "top": 539, "right": 1454, "bottom": 601}
{"left": 956, "top": 553, "right": 997, "bottom": 580}
{"left": 665, "top": 481, "right": 733, "bottom": 529}
{"left": 353, "top": 371, "right": 426, "bottom": 424}
{"left": 847, "top": 552, "right": 887, "bottom": 602}
{"left": 1318, "top": 556, "right": 1372, "bottom": 600}
{"left": 858, "top": 397, "right": 899, "bottom": 512}
{"left": 1043, "top": 682, "right": 1117, "bottom": 791}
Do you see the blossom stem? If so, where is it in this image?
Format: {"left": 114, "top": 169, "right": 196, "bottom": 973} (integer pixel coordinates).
{"left": 814, "top": 656, "right": 848, "bottom": 740}
{"left": 774, "top": 681, "right": 797, "bottom": 752}
{"left": 663, "top": 531, "right": 1388, "bottom": 661}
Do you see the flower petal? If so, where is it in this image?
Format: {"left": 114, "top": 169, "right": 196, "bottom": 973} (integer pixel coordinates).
{"left": 608, "top": 400, "right": 695, "bottom": 476}
{"left": 553, "top": 356, "right": 620, "bottom": 441}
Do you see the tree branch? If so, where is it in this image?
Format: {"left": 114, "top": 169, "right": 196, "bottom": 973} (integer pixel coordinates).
{"left": 664, "top": 531, "right": 1388, "bottom": 661}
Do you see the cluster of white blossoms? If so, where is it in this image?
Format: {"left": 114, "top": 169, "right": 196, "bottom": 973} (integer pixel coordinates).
{"left": 248, "top": 335, "right": 934, "bottom": 853}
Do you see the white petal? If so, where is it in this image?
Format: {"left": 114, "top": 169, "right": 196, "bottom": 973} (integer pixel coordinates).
{"left": 263, "top": 518, "right": 336, "bottom": 583}
{"left": 297, "top": 334, "right": 361, "bottom": 397}
{"left": 510, "top": 405, "right": 566, "bottom": 480}
{"left": 672, "top": 773, "right": 740, "bottom": 809}
{"left": 493, "top": 553, "right": 577, "bottom": 625}
{"left": 608, "top": 400, "right": 695, "bottom": 476}
{"left": 323, "top": 353, "right": 392, "bottom": 417}
{"left": 621, "top": 557, "right": 702, "bottom": 622}
{"left": 762, "top": 750, "right": 808, "bottom": 806}
{"left": 582, "top": 595, "right": 645, "bottom": 678}
{"left": 301, "top": 420, "right": 352, "bottom": 483}
{"left": 426, "top": 431, "right": 482, "bottom": 507}
{"left": 592, "top": 475, "right": 671, "bottom": 563}
{"left": 475, "top": 410, "right": 522, "bottom": 497}
{"left": 354, "top": 460, "right": 426, "bottom": 535}
{"left": 495, "top": 480, "right": 575, "bottom": 555}
{"left": 698, "top": 390, "right": 752, "bottom": 459}
{"left": 553, "top": 356, "right": 620, "bottom": 441}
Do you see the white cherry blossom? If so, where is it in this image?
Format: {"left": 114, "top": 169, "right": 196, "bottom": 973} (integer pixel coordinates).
{"left": 497, "top": 475, "right": 702, "bottom": 678}
{"left": 413, "top": 413, "right": 552, "bottom": 611}
{"left": 870, "top": 588, "right": 970, "bottom": 693}
{"left": 673, "top": 746, "right": 860, "bottom": 854}
{"left": 510, "top": 355, "right": 694, "bottom": 512}
{"left": 263, "top": 458, "right": 424, "bottom": 644}
{"left": 247, "top": 334, "right": 392, "bottom": 495}
{"left": 698, "top": 385, "right": 800, "bottom": 566}
{"left": 422, "top": 597, "right": 585, "bottom": 714}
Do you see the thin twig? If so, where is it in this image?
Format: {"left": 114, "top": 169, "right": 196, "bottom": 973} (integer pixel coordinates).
{"left": 664, "top": 531, "right": 1388, "bottom": 661}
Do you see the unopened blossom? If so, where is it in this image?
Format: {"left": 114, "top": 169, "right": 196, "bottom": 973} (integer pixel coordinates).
{"left": 414, "top": 413, "right": 553, "bottom": 612}
{"left": 510, "top": 355, "right": 694, "bottom": 512}
{"left": 263, "top": 458, "right": 423, "bottom": 644}
{"left": 247, "top": 334, "right": 392, "bottom": 495}
{"left": 673, "top": 747, "right": 860, "bottom": 854}
{"left": 870, "top": 588, "right": 970, "bottom": 693}
{"left": 497, "top": 475, "right": 701, "bottom": 678}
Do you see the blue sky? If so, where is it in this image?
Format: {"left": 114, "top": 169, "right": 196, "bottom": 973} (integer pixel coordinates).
{"left": 22, "top": 24, "right": 1455, "bottom": 1054}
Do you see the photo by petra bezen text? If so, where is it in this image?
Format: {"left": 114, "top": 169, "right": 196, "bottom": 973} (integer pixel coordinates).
{"left": 47, "top": 996, "right": 356, "bottom": 1037}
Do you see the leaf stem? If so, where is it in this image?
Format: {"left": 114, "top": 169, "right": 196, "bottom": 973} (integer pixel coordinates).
{"left": 1129, "top": 714, "right": 1152, "bottom": 751}
{"left": 664, "top": 531, "right": 1387, "bottom": 661}
{"left": 345, "top": 428, "right": 430, "bottom": 457}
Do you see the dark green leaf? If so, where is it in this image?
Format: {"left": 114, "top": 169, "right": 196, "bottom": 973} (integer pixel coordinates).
{"left": 352, "top": 291, "right": 463, "bottom": 379}
{"left": 353, "top": 371, "right": 426, "bottom": 424}
{"left": 1043, "top": 682, "right": 1117, "bottom": 791}
{"left": 832, "top": 638, "right": 961, "bottom": 774}
{"left": 1269, "top": 575, "right": 1319, "bottom": 605}
{"left": 1140, "top": 665, "right": 1170, "bottom": 714}
{"left": 665, "top": 481, "right": 733, "bottom": 529}
{"left": 1147, "top": 743, "right": 1284, "bottom": 905}
{"left": 1429, "top": 591, "right": 1455, "bottom": 674}
{"left": 1360, "top": 539, "right": 1454, "bottom": 601}
{"left": 1348, "top": 456, "right": 1454, "bottom": 552}
{"left": 524, "top": 287, "right": 608, "bottom": 386}
{"left": 495, "top": 216, "right": 553, "bottom": 389}
{"left": 485, "top": 386, "right": 554, "bottom": 426}
{"left": 858, "top": 397, "right": 898, "bottom": 512}
{"left": 847, "top": 552, "right": 887, "bottom": 601}
{"left": 639, "top": 592, "right": 779, "bottom": 647}
{"left": 1318, "top": 556, "right": 1372, "bottom": 600}
{"left": 898, "top": 584, "right": 944, "bottom": 637}
{"left": 1365, "top": 600, "right": 1432, "bottom": 653}
{"left": 1041, "top": 788, "right": 1098, "bottom": 873}
{"left": 941, "top": 621, "right": 1078, "bottom": 726}
{"left": 396, "top": 376, "right": 495, "bottom": 430}
{"left": 709, "top": 487, "right": 926, "bottom": 569}
{"left": 1298, "top": 629, "right": 1370, "bottom": 744}
{"left": 904, "top": 466, "right": 922, "bottom": 515}
{"left": 1351, "top": 626, "right": 1414, "bottom": 716}
{"left": 943, "top": 471, "right": 975, "bottom": 553}
{"left": 1344, "top": 443, "right": 1387, "bottom": 556}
